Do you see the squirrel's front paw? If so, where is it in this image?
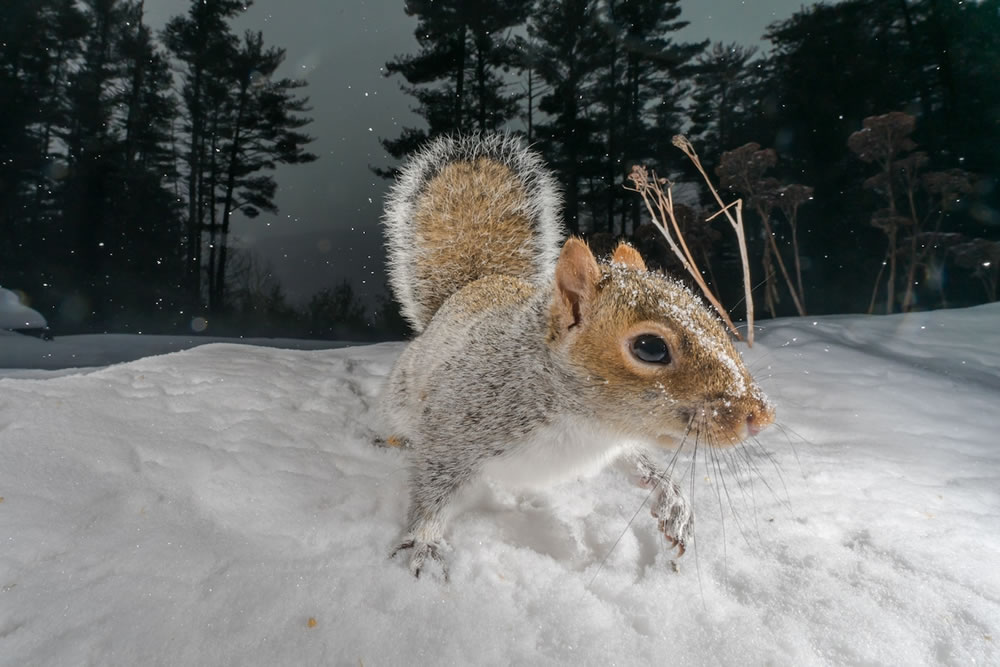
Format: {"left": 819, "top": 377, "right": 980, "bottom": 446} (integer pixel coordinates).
{"left": 651, "top": 484, "right": 693, "bottom": 558}
{"left": 390, "top": 537, "right": 449, "bottom": 579}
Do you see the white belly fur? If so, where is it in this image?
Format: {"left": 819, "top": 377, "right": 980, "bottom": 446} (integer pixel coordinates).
{"left": 480, "top": 417, "right": 639, "bottom": 491}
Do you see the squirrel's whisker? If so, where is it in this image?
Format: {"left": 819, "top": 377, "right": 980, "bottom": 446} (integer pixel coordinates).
{"left": 589, "top": 416, "right": 697, "bottom": 586}
{"left": 706, "top": 444, "right": 730, "bottom": 583}
{"left": 741, "top": 440, "right": 792, "bottom": 513}
{"left": 772, "top": 421, "right": 810, "bottom": 472}
{"left": 732, "top": 442, "right": 769, "bottom": 521}
{"left": 712, "top": 444, "right": 753, "bottom": 552}
{"left": 689, "top": 428, "right": 706, "bottom": 605}
{"left": 719, "top": 440, "right": 756, "bottom": 555}
{"left": 729, "top": 270, "right": 778, "bottom": 312}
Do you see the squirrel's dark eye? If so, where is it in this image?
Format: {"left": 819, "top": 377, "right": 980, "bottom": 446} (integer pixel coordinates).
{"left": 631, "top": 334, "right": 671, "bottom": 364}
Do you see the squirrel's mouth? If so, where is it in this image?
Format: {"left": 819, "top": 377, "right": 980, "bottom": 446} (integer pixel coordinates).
{"left": 673, "top": 402, "right": 772, "bottom": 447}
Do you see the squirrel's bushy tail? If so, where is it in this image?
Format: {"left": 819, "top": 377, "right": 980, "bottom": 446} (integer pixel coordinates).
{"left": 382, "top": 133, "right": 564, "bottom": 332}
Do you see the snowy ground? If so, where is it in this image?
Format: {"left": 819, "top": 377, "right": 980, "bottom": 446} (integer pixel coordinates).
{"left": 1, "top": 305, "right": 998, "bottom": 665}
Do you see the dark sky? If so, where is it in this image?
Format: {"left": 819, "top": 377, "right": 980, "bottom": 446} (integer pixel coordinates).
{"left": 145, "top": 0, "right": 807, "bottom": 307}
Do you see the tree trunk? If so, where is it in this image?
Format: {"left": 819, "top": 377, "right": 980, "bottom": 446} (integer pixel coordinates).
{"left": 883, "top": 157, "right": 898, "bottom": 314}
{"left": 896, "top": 0, "right": 933, "bottom": 123}
{"left": 123, "top": 22, "right": 144, "bottom": 173}
{"left": 186, "top": 63, "right": 204, "bottom": 308}
{"left": 760, "top": 212, "right": 807, "bottom": 316}
{"left": 790, "top": 219, "right": 805, "bottom": 310}
{"left": 868, "top": 246, "right": 889, "bottom": 314}
{"left": 214, "top": 78, "right": 251, "bottom": 314}
{"left": 475, "top": 28, "right": 488, "bottom": 131}
{"left": 627, "top": 53, "right": 640, "bottom": 235}
{"left": 525, "top": 56, "right": 533, "bottom": 143}
{"left": 207, "top": 113, "right": 220, "bottom": 311}
{"left": 886, "top": 225, "right": 897, "bottom": 314}
{"left": 900, "top": 227, "right": 919, "bottom": 312}
{"left": 605, "top": 0, "right": 618, "bottom": 235}
{"left": 762, "top": 241, "right": 777, "bottom": 318}
{"left": 900, "top": 184, "right": 922, "bottom": 312}
{"left": 927, "top": 0, "right": 957, "bottom": 122}
{"left": 454, "top": 24, "right": 466, "bottom": 129}
{"left": 565, "top": 93, "right": 580, "bottom": 235}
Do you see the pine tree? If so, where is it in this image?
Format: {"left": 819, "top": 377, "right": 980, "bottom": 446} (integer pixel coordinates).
{"left": 758, "top": 0, "right": 1000, "bottom": 313}
{"left": 378, "top": 1, "right": 530, "bottom": 174}
{"left": 763, "top": 0, "right": 913, "bottom": 182}
{"left": 593, "top": 0, "right": 704, "bottom": 235}
{"left": 528, "top": 0, "right": 606, "bottom": 234}
{"left": 688, "top": 42, "right": 760, "bottom": 171}
{"left": 165, "top": 1, "right": 316, "bottom": 314}
{"left": 306, "top": 282, "right": 367, "bottom": 339}
{"left": 0, "top": 0, "right": 87, "bottom": 294}
{"left": 110, "top": 3, "right": 185, "bottom": 325}
{"left": 59, "top": 0, "right": 141, "bottom": 326}
{"left": 207, "top": 31, "right": 316, "bottom": 313}
{"left": 163, "top": 0, "right": 245, "bottom": 308}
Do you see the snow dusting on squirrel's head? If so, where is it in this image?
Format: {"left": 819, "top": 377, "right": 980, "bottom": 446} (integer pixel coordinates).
{"left": 547, "top": 238, "right": 773, "bottom": 446}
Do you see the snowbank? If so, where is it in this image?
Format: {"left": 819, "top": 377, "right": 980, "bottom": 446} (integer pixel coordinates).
{"left": 1, "top": 305, "right": 998, "bottom": 665}
{"left": 0, "top": 287, "right": 47, "bottom": 330}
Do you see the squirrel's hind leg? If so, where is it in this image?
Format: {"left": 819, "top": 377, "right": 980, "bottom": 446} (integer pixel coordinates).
{"left": 621, "top": 451, "right": 694, "bottom": 559}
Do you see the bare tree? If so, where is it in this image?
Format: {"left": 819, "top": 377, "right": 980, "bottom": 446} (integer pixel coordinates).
{"left": 775, "top": 183, "right": 814, "bottom": 311}
{"left": 850, "top": 112, "right": 974, "bottom": 313}
{"left": 951, "top": 239, "right": 1000, "bottom": 303}
{"left": 717, "top": 142, "right": 808, "bottom": 317}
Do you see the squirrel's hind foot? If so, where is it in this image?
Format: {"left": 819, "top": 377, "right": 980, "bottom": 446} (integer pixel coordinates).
{"left": 651, "top": 484, "right": 694, "bottom": 559}
{"left": 390, "top": 537, "right": 449, "bottom": 580}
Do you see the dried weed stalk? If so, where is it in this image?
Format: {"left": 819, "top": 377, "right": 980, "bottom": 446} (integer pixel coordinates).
{"left": 625, "top": 135, "right": 754, "bottom": 345}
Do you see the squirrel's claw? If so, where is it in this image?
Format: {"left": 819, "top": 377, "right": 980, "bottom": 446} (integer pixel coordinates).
{"left": 650, "top": 484, "right": 693, "bottom": 559}
{"left": 390, "top": 537, "right": 449, "bottom": 580}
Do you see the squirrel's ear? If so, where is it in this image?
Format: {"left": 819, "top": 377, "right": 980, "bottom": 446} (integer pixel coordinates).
{"left": 553, "top": 237, "right": 601, "bottom": 330}
{"left": 611, "top": 241, "right": 647, "bottom": 271}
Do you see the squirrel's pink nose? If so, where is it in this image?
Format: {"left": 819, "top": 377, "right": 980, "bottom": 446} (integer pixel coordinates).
{"left": 747, "top": 414, "right": 766, "bottom": 437}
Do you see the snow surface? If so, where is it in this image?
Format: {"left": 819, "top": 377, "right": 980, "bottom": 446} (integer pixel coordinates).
{"left": 0, "top": 287, "right": 47, "bottom": 330}
{"left": 1, "top": 305, "right": 999, "bottom": 665}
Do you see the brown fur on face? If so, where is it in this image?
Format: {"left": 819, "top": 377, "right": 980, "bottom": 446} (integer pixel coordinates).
{"left": 413, "top": 159, "right": 538, "bottom": 320}
{"left": 550, "top": 242, "right": 773, "bottom": 446}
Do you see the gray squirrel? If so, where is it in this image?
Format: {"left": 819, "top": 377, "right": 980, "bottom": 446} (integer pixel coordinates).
{"left": 379, "top": 133, "right": 774, "bottom": 577}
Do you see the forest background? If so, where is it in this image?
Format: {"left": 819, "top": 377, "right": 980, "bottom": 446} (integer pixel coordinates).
{"left": 2, "top": 0, "right": 998, "bottom": 340}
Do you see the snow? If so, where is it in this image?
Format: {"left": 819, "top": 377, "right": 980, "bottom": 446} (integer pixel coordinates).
{"left": 1, "top": 305, "right": 998, "bottom": 665}
{"left": 0, "top": 287, "right": 47, "bottom": 330}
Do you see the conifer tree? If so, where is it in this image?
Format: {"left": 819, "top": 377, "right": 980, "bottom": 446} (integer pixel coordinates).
{"left": 0, "top": 0, "right": 86, "bottom": 293}
{"left": 688, "top": 42, "right": 759, "bottom": 171}
{"left": 207, "top": 31, "right": 316, "bottom": 313}
{"left": 593, "top": 0, "right": 704, "bottom": 235}
{"left": 163, "top": 0, "right": 244, "bottom": 307}
{"left": 165, "top": 1, "right": 316, "bottom": 313}
{"left": 528, "top": 0, "right": 605, "bottom": 234}
{"left": 378, "top": 1, "right": 531, "bottom": 174}
{"left": 59, "top": 0, "right": 140, "bottom": 324}
{"left": 110, "top": 4, "right": 185, "bottom": 323}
